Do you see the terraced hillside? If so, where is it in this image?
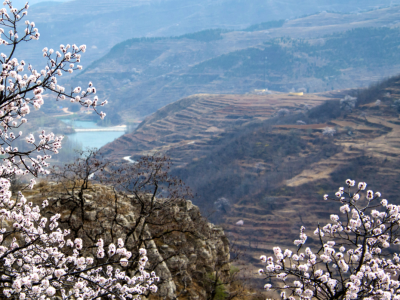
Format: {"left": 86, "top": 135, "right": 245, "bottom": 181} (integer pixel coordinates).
{"left": 72, "top": 6, "right": 400, "bottom": 119}
{"left": 221, "top": 117, "right": 400, "bottom": 285}
{"left": 17, "top": 4, "right": 400, "bottom": 120}
{"left": 101, "top": 92, "right": 339, "bottom": 166}
{"left": 102, "top": 75, "right": 400, "bottom": 283}
{"left": 214, "top": 90, "right": 400, "bottom": 282}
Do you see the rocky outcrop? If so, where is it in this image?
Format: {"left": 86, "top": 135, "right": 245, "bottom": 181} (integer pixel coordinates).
{"left": 32, "top": 183, "right": 231, "bottom": 300}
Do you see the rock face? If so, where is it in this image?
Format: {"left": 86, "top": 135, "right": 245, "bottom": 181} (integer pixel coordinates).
{"left": 34, "top": 183, "right": 231, "bottom": 299}
{"left": 141, "top": 198, "right": 231, "bottom": 299}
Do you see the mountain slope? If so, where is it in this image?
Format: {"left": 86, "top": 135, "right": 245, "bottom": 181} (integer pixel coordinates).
{"left": 16, "top": 0, "right": 400, "bottom": 68}
{"left": 101, "top": 75, "right": 400, "bottom": 279}
{"left": 11, "top": 4, "right": 400, "bottom": 121}
{"left": 74, "top": 14, "right": 400, "bottom": 119}
{"left": 101, "top": 92, "right": 338, "bottom": 164}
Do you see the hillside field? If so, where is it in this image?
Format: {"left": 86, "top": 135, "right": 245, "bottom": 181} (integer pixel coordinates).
{"left": 102, "top": 75, "right": 400, "bottom": 282}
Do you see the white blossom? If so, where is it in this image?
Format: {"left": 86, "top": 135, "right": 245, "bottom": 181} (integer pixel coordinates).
{"left": 0, "top": 2, "right": 155, "bottom": 299}
{"left": 260, "top": 179, "right": 400, "bottom": 299}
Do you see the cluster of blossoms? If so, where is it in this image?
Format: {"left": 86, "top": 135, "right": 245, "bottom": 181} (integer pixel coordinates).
{"left": 0, "top": 0, "right": 107, "bottom": 178}
{"left": 0, "top": 1, "right": 160, "bottom": 299}
{"left": 0, "top": 177, "right": 159, "bottom": 299}
{"left": 259, "top": 179, "right": 400, "bottom": 300}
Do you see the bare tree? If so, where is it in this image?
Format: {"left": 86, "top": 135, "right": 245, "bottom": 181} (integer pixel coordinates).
{"left": 45, "top": 150, "right": 234, "bottom": 299}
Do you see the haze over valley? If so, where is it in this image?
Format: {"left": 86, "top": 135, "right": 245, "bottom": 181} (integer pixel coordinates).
{"left": 16, "top": 0, "right": 400, "bottom": 292}
{"left": 65, "top": 5, "right": 400, "bottom": 121}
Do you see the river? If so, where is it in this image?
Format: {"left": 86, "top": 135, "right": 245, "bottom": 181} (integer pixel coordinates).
{"left": 60, "top": 120, "right": 126, "bottom": 150}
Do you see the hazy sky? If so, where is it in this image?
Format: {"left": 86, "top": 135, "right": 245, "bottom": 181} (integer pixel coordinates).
{"left": 12, "top": 0, "right": 67, "bottom": 8}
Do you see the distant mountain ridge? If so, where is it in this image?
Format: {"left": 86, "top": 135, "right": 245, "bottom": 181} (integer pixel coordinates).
{"left": 69, "top": 6, "right": 400, "bottom": 120}
{"left": 15, "top": 0, "right": 400, "bottom": 67}
{"left": 15, "top": 1, "right": 400, "bottom": 123}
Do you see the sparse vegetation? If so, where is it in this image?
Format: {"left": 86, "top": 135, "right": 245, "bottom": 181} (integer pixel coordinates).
{"left": 101, "top": 73, "right": 400, "bottom": 285}
{"left": 189, "top": 27, "right": 400, "bottom": 83}
{"left": 243, "top": 20, "right": 285, "bottom": 32}
{"left": 176, "top": 29, "right": 232, "bottom": 42}
{"left": 76, "top": 22, "right": 400, "bottom": 118}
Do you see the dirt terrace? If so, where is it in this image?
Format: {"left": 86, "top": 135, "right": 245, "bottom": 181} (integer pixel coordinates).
{"left": 224, "top": 105, "right": 400, "bottom": 281}
{"left": 102, "top": 88, "right": 400, "bottom": 284}
{"left": 102, "top": 92, "right": 335, "bottom": 167}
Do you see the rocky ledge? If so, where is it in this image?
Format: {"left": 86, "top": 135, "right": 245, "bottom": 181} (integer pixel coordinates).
{"left": 26, "top": 182, "right": 231, "bottom": 299}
